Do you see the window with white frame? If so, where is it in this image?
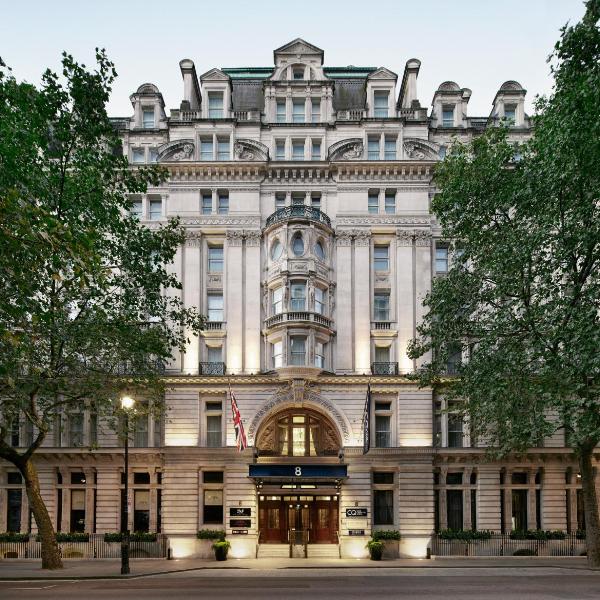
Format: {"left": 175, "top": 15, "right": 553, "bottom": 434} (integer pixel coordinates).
{"left": 142, "top": 108, "right": 155, "bottom": 128}
{"left": 131, "top": 197, "right": 143, "bottom": 219}
{"left": 384, "top": 136, "right": 396, "bottom": 160}
{"left": 202, "top": 193, "right": 212, "bottom": 214}
{"left": 149, "top": 198, "right": 162, "bottom": 220}
{"left": 275, "top": 193, "right": 286, "bottom": 209}
{"left": 373, "top": 472, "right": 394, "bottom": 524}
{"left": 148, "top": 148, "right": 158, "bottom": 163}
{"left": 311, "top": 139, "right": 321, "bottom": 161}
{"left": 373, "top": 293, "right": 390, "bottom": 321}
{"left": 504, "top": 104, "right": 516, "bottom": 124}
{"left": 68, "top": 413, "right": 84, "bottom": 447}
{"left": 207, "top": 294, "right": 223, "bottom": 322}
{"left": 217, "top": 137, "right": 230, "bottom": 160}
{"left": 272, "top": 341, "right": 283, "bottom": 369}
{"left": 292, "top": 98, "right": 305, "bottom": 123}
{"left": 275, "top": 140, "right": 285, "bottom": 160}
{"left": 276, "top": 100, "right": 286, "bottom": 123}
{"left": 290, "top": 282, "right": 306, "bottom": 310}
{"left": 289, "top": 336, "right": 306, "bottom": 365}
{"left": 311, "top": 98, "right": 321, "bottom": 122}
{"left": 132, "top": 148, "right": 145, "bottom": 164}
{"left": 368, "top": 191, "right": 379, "bottom": 214}
{"left": 205, "top": 401, "right": 222, "bottom": 447}
{"left": 207, "top": 345, "right": 222, "bottom": 364}
{"left": 367, "top": 136, "right": 380, "bottom": 160}
{"left": 315, "top": 342, "right": 325, "bottom": 369}
{"left": 292, "top": 140, "right": 304, "bottom": 160}
{"left": 373, "top": 91, "right": 389, "bottom": 118}
{"left": 373, "top": 245, "right": 389, "bottom": 271}
{"left": 384, "top": 191, "right": 396, "bottom": 214}
{"left": 272, "top": 287, "right": 283, "bottom": 315}
{"left": 374, "top": 345, "right": 390, "bottom": 364}
{"left": 442, "top": 105, "right": 454, "bottom": 127}
{"left": 435, "top": 245, "right": 449, "bottom": 274}
{"left": 311, "top": 193, "right": 321, "bottom": 209}
{"left": 200, "top": 138, "right": 214, "bottom": 161}
{"left": 293, "top": 66, "right": 305, "bottom": 80}
{"left": 208, "top": 246, "right": 223, "bottom": 273}
{"left": 314, "top": 287, "right": 325, "bottom": 314}
{"left": 218, "top": 192, "right": 229, "bottom": 214}
{"left": 374, "top": 400, "right": 392, "bottom": 448}
{"left": 208, "top": 92, "right": 224, "bottom": 118}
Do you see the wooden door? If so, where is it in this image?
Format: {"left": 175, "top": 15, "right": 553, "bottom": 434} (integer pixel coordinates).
{"left": 312, "top": 498, "right": 338, "bottom": 543}
{"left": 259, "top": 498, "right": 285, "bottom": 543}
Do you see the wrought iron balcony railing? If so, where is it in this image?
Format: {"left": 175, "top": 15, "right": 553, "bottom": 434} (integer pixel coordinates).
{"left": 265, "top": 205, "right": 331, "bottom": 229}
{"left": 199, "top": 362, "right": 226, "bottom": 376}
{"left": 371, "top": 362, "right": 399, "bottom": 376}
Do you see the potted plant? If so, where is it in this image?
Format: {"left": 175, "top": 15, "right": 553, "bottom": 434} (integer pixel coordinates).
{"left": 367, "top": 539, "right": 384, "bottom": 561}
{"left": 212, "top": 539, "right": 231, "bottom": 561}
{"left": 372, "top": 530, "right": 401, "bottom": 558}
{"left": 197, "top": 530, "right": 226, "bottom": 559}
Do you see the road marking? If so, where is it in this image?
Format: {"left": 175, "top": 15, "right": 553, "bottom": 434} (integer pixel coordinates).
{"left": 9, "top": 585, "right": 57, "bottom": 590}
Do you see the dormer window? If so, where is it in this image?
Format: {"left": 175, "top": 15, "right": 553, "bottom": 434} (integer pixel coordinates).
{"left": 292, "top": 99, "right": 305, "bottom": 123}
{"left": 293, "top": 66, "right": 305, "bottom": 80}
{"left": 142, "top": 108, "right": 155, "bottom": 128}
{"left": 373, "top": 91, "right": 389, "bottom": 118}
{"left": 208, "top": 92, "right": 224, "bottom": 118}
{"left": 504, "top": 104, "right": 516, "bottom": 124}
{"left": 442, "top": 105, "right": 454, "bottom": 127}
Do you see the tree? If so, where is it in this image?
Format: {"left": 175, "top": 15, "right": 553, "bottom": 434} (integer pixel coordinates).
{"left": 0, "top": 50, "right": 203, "bottom": 568}
{"left": 408, "top": 1, "right": 600, "bottom": 566}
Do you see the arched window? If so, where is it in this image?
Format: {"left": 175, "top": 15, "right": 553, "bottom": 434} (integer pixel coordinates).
{"left": 256, "top": 408, "right": 340, "bottom": 457}
{"left": 271, "top": 239, "right": 283, "bottom": 261}
{"left": 314, "top": 240, "right": 326, "bottom": 260}
{"left": 292, "top": 233, "right": 304, "bottom": 256}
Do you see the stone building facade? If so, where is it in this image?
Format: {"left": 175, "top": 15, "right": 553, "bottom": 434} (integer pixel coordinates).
{"left": 0, "top": 39, "right": 587, "bottom": 559}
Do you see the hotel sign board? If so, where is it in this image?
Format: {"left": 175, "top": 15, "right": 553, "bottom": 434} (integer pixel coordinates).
{"left": 230, "top": 507, "right": 251, "bottom": 517}
{"left": 345, "top": 508, "right": 368, "bottom": 518}
{"left": 248, "top": 465, "right": 348, "bottom": 479}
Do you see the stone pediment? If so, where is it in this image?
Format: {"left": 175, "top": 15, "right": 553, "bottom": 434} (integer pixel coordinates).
{"left": 403, "top": 138, "right": 440, "bottom": 160}
{"left": 368, "top": 67, "right": 397, "bottom": 80}
{"left": 157, "top": 139, "right": 195, "bottom": 161}
{"left": 200, "top": 68, "right": 230, "bottom": 82}
{"left": 327, "top": 138, "right": 364, "bottom": 161}
{"left": 234, "top": 139, "right": 269, "bottom": 161}
{"left": 274, "top": 38, "right": 323, "bottom": 57}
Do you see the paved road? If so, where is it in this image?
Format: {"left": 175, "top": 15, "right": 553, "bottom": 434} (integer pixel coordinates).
{"left": 2, "top": 568, "right": 600, "bottom": 599}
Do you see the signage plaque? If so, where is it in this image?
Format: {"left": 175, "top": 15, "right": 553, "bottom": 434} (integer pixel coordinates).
{"left": 231, "top": 530, "right": 249, "bottom": 535}
{"left": 229, "top": 507, "right": 251, "bottom": 517}
{"left": 348, "top": 529, "right": 366, "bottom": 536}
{"left": 345, "top": 508, "right": 368, "bottom": 518}
{"left": 230, "top": 519, "right": 251, "bottom": 529}
{"left": 248, "top": 464, "right": 347, "bottom": 479}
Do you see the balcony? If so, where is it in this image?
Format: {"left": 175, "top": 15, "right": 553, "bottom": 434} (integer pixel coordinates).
{"left": 265, "top": 205, "right": 331, "bottom": 230}
{"left": 264, "top": 311, "right": 333, "bottom": 330}
{"left": 204, "top": 321, "right": 224, "bottom": 331}
{"left": 199, "top": 362, "right": 226, "bottom": 376}
{"left": 371, "top": 362, "right": 399, "bottom": 376}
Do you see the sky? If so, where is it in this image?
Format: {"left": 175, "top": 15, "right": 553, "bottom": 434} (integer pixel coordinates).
{"left": 0, "top": 0, "right": 588, "bottom": 118}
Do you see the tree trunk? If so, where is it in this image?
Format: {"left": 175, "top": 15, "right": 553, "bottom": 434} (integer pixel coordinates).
{"left": 578, "top": 445, "right": 600, "bottom": 569}
{"left": 20, "top": 458, "right": 63, "bottom": 570}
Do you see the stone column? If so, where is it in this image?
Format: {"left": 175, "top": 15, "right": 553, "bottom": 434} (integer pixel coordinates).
{"left": 84, "top": 468, "right": 95, "bottom": 533}
{"left": 439, "top": 466, "right": 448, "bottom": 530}
{"left": 335, "top": 232, "right": 353, "bottom": 373}
{"left": 59, "top": 468, "right": 70, "bottom": 533}
{"left": 463, "top": 468, "right": 473, "bottom": 530}
{"left": 0, "top": 470, "right": 6, "bottom": 532}
{"left": 414, "top": 230, "right": 432, "bottom": 368}
{"left": 477, "top": 466, "right": 502, "bottom": 532}
{"left": 244, "top": 231, "right": 261, "bottom": 373}
{"left": 182, "top": 232, "right": 201, "bottom": 374}
{"left": 226, "top": 231, "right": 244, "bottom": 374}
{"left": 353, "top": 231, "right": 371, "bottom": 374}
{"left": 396, "top": 229, "right": 415, "bottom": 373}
{"left": 149, "top": 470, "right": 158, "bottom": 533}
{"left": 542, "top": 467, "right": 567, "bottom": 531}
{"left": 95, "top": 467, "right": 120, "bottom": 533}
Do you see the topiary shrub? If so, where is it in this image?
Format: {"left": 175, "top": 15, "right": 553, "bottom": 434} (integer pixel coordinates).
{"left": 0, "top": 532, "right": 29, "bottom": 543}
{"left": 104, "top": 532, "right": 158, "bottom": 542}
{"left": 438, "top": 529, "right": 493, "bottom": 540}
{"left": 510, "top": 530, "right": 566, "bottom": 541}
{"left": 198, "top": 529, "right": 226, "bottom": 541}
{"left": 372, "top": 530, "right": 401, "bottom": 541}
{"left": 212, "top": 539, "right": 231, "bottom": 561}
{"left": 367, "top": 540, "right": 385, "bottom": 561}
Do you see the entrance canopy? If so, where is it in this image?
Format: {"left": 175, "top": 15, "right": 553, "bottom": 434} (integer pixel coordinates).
{"left": 249, "top": 464, "right": 347, "bottom": 485}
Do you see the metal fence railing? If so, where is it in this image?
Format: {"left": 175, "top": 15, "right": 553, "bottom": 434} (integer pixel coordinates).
{"left": 430, "top": 534, "right": 587, "bottom": 557}
{"left": 0, "top": 534, "right": 168, "bottom": 559}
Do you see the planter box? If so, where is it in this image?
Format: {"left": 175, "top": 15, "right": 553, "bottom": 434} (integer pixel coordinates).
{"left": 382, "top": 540, "right": 400, "bottom": 559}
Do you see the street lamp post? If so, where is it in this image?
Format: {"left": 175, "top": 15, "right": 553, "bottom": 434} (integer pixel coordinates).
{"left": 120, "top": 395, "right": 135, "bottom": 575}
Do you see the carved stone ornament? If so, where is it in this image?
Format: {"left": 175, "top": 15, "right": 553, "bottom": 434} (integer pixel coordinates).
{"left": 335, "top": 231, "right": 353, "bottom": 247}
{"left": 234, "top": 139, "right": 269, "bottom": 161}
{"left": 156, "top": 139, "right": 195, "bottom": 162}
{"left": 403, "top": 138, "right": 440, "bottom": 161}
{"left": 244, "top": 230, "right": 262, "bottom": 246}
{"left": 353, "top": 230, "right": 371, "bottom": 246}
{"left": 413, "top": 229, "right": 432, "bottom": 246}
{"left": 396, "top": 229, "right": 414, "bottom": 246}
{"left": 226, "top": 230, "right": 244, "bottom": 246}
{"left": 327, "top": 138, "right": 364, "bottom": 161}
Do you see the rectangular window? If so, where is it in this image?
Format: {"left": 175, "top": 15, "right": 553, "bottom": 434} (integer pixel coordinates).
{"left": 134, "top": 490, "right": 150, "bottom": 533}
{"left": 203, "top": 489, "right": 223, "bottom": 523}
{"left": 207, "top": 294, "right": 224, "bottom": 322}
{"left": 149, "top": 199, "right": 162, "bottom": 220}
{"left": 218, "top": 192, "right": 229, "bottom": 214}
{"left": 373, "top": 245, "right": 389, "bottom": 271}
{"left": 70, "top": 489, "right": 86, "bottom": 533}
{"left": 275, "top": 193, "right": 286, "bottom": 209}
{"left": 272, "top": 287, "right": 283, "bottom": 315}
{"left": 368, "top": 136, "right": 380, "bottom": 160}
{"left": 292, "top": 99, "right": 305, "bottom": 123}
{"left": 292, "top": 140, "right": 304, "bottom": 160}
{"left": 132, "top": 148, "right": 145, "bottom": 164}
{"left": 291, "top": 193, "right": 304, "bottom": 206}
{"left": 384, "top": 137, "right": 396, "bottom": 160}
{"left": 311, "top": 193, "right": 321, "bottom": 209}
{"left": 208, "top": 92, "right": 224, "bottom": 119}
{"left": 448, "top": 413, "right": 464, "bottom": 448}
{"left": 293, "top": 67, "right": 305, "bottom": 80}
{"left": 315, "top": 342, "right": 325, "bottom": 369}
{"left": 206, "top": 415, "right": 222, "bottom": 447}
{"left": 290, "top": 283, "right": 306, "bottom": 311}
{"left": 471, "top": 489, "right": 477, "bottom": 531}
{"left": 447, "top": 490, "right": 463, "bottom": 531}
{"left": 504, "top": 104, "right": 516, "bottom": 124}
{"left": 374, "top": 489, "right": 393, "bottom": 524}
{"left": 311, "top": 98, "right": 321, "bottom": 123}
{"left": 275, "top": 141, "right": 285, "bottom": 160}
{"left": 200, "top": 139, "right": 214, "bottom": 161}
{"left": 374, "top": 293, "right": 390, "bottom": 321}
{"left": 7, "top": 489, "right": 22, "bottom": 532}
{"left": 368, "top": 192, "right": 379, "bottom": 214}
{"left": 375, "top": 415, "right": 391, "bottom": 448}
{"left": 290, "top": 336, "right": 306, "bottom": 365}
{"left": 131, "top": 197, "right": 143, "bottom": 218}
{"left": 69, "top": 414, "right": 84, "bottom": 447}
{"left": 442, "top": 106, "right": 454, "bottom": 127}
{"left": 142, "top": 108, "right": 154, "bottom": 128}
{"left": 374, "top": 345, "right": 390, "bottom": 363}
{"left": 148, "top": 148, "right": 158, "bottom": 163}
{"left": 272, "top": 341, "right": 283, "bottom": 369}
{"left": 202, "top": 193, "right": 212, "bottom": 214}
{"left": 314, "top": 287, "right": 325, "bottom": 314}
{"left": 435, "top": 246, "right": 448, "bottom": 273}
{"left": 133, "top": 413, "right": 148, "bottom": 447}
{"left": 373, "top": 91, "right": 389, "bottom": 118}
{"left": 207, "top": 346, "right": 222, "bottom": 363}
{"left": 203, "top": 471, "right": 224, "bottom": 484}
{"left": 217, "top": 138, "right": 229, "bottom": 161}
{"left": 208, "top": 247, "right": 223, "bottom": 273}
{"left": 512, "top": 489, "right": 528, "bottom": 531}
{"left": 276, "top": 100, "right": 286, "bottom": 123}
{"left": 373, "top": 472, "right": 394, "bottom": 484}
{"left": 384, "top": 191, "right": 396, "bottom": 214}
{"left": 311, "top": 140, "right": 321, "bottom": 161}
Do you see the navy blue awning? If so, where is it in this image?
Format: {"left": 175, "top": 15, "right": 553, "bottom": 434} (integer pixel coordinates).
{"left": 249, "top": 464, "right": 347, "bottom": 481}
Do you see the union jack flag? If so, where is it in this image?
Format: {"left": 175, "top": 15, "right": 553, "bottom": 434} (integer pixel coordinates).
{"left": 229, "top": 384, "right": 247, "bottom": 452}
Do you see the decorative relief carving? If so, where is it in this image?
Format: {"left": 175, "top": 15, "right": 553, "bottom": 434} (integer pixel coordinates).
{"left": 403, "top": 138, "right": 440, "bottom": 160}
{"left": 335, "top": 231, "right": 353, "bottom": 247}
{"left": 327, "top": 138, "right": 364, "bottom": 161}
{"left": 414, "top": 229, "right": 432, "bottom": 246}
{"left": 396, "top": 229, "right": 414, "bottom": 246}
{"left": 157, "top": 139, "right": 196, "bottom": 162}
{"left": 226, "top": 230, "right": 244, "bottom": 246}
{"left": 181, "top": 217, "right": 261, "bottom": 226}
{"left": 244, "top": 230, "right": 261, "bottom": 246}
{"left": 185, "top": 231, "right": 202, "bottom": 247}
{"left": 353, "top": 230, "right": 371, "bottom": 246}
{"left": 336, "top": 216, "right": 430, "bottom": 226}
{"left": 207, "top": 274, "right": 222, "bottom": 288}
{"left": 234, "top": 139, "right": 269, "bottom": 161}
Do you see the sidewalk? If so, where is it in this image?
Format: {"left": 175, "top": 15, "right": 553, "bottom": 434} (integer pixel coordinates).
{"left": 0, "top": 556, "right": 593, "bottom": 580}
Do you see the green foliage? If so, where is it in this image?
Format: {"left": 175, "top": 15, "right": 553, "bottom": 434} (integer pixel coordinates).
{"left": 510, "top": 530, "right": 566, "bottom": 541}
{"left": 103, "top": 532, "right": 157, "bottom": 542}
{"left": 367, "top": 539, "right": 384, "bottom": 560}
{"left": 33, "top": 532, "right": 89, "bottom": 542}
{"left": 438, "top": 529, "right": 493, "bottom": 541}
{"left": 371, "top": 530, "right": 401, "bottom": 541}
{"left": 212, "top": 539, "right": 231, "bottom": 561}
{"left": 197, "top": 529, "right": 226, "bottom": 540}
{"left": 0, "top": 532, "right": 29, "bottom": 542}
